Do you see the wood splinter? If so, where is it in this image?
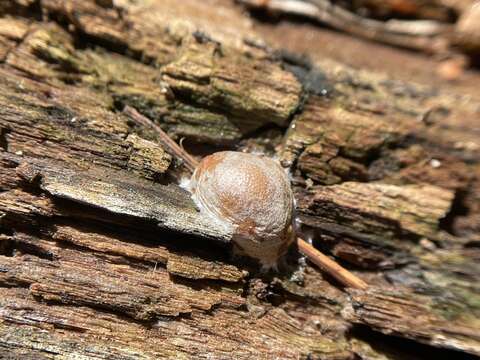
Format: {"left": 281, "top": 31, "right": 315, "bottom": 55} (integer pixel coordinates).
{"left": 124, "top": 106, "right": 368, "bottom": 290}
{"left": 296, "top": 238, "right": 368, "bottom": 290}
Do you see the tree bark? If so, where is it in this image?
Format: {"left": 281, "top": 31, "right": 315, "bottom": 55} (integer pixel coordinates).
{"left": 0, "top": 0, "right": 479, "bottom": 359}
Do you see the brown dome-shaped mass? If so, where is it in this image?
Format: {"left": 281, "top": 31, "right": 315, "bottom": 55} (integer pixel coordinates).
{"left": 189, "top": 151, "right": 294, "bottom": 267}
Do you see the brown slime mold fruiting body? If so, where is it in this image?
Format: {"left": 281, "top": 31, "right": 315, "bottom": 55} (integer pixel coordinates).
{"left": 189, "top": 151, "right": 294, "bottom": 268}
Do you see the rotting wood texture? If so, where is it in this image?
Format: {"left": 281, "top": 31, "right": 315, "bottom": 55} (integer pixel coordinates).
{"left": 0, "top": 0, "right": 479, "bottom": 359}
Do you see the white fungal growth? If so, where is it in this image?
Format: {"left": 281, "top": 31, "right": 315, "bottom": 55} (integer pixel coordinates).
{"left": 178, "top": 176, "right": 192, "bottom": 191}
{"left": 189, "top": 151, "right": 294, "bottom": 268}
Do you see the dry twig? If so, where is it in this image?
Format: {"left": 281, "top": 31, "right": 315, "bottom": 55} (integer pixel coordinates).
{"left": 297, "top": 238, "right": 368, "bottom": 289}
{"left": 239, "top": 0, "right": 450, "bottom": 52}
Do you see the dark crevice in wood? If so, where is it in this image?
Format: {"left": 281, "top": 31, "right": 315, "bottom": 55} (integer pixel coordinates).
{"left": 0, "top": 238, "right": 15, "bottom": 257}
{"left": 29, "top": 290, "right": 187, "bottom": 323}
{"left": 309, "top": 238, "right": 376, "bottom": 276}
{"left": 302, "top": 201, "right": 422, "bottom": 242}
{"left": 51, "top": 196, "right": 165, "bottom": 228}
{"left": 35, "top": 296, "right": 167, "bottom": 329}
{"left": 465, "top": 241, "right": 480, "bottom": 248}
{"left": 3, "top": 64, "right": 55, "bottom": 87}
{"left": 0, "top": 194, "right": 229, "bottom": 263}
{"left": 178, "top": 138, "right": 231, "bottom": 163}
{"left": 276, "top": 49, "right": 335, "bottom": 98}
{"left": 276, "top": 285, "right": 341, "bottom": 309}
{"left": 48, "top": 201, "right": 230, "bottom": 254}
{"left": 0, "top": 274, "right": 31, "bottom": 288}
{"left": 0, "top": 128, "right": 10, "bottom": 152}
{"left": 439, "top": 189, "right": 471, "bottom": 235}
{"left": 237, "top": 122, "right": 286, "bottom": 155}
{"left": 1, "top": 0, "right": 42, "bottom": 19}
{"left": 308, "top": 221, "right": 413, "bottom": 250}
{"left": 41, "top": 10, "right": 145, "bottom": 64}
{"left": 115, "top": 97, "right": 233, "bottom": 156}
{"left": 274, "top": 51, "right": 334, "bottom": 144}
{"left": 156, "top": 88, "right": 288, "bottom": 145}
{"left": 167, "top": 274, "right": 245, "bottom": 300}
{"left": 296, "top": 215, "right": 418, "bottom": 270}
{"left": 75, "top": 30, "right": 147, "bottom": 64}
{"left": 6, "top": 198, "right": 235, "bottom": 274}
{"left": 11, "top": 240, "right": 55, "bottom": 261}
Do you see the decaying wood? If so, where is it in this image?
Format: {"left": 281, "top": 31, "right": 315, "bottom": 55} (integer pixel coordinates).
{"left": 0, "top": 0, "right": 479, "bottom": 359}
{"left": 124, "top": 106, "right": 199, "bottom": 173}
{"left": 345, "top": 286, "right": 480, "bottom": 354}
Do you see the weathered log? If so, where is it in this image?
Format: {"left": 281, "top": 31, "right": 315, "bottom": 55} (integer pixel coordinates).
{"left": 0, "top": 0, "right": 479, "bottom": 359}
